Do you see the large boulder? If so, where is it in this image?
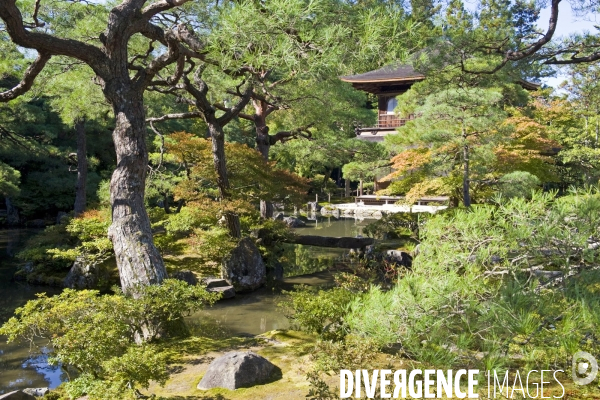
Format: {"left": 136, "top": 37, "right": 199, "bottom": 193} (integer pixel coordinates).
{"left": 307, "top": 201, "right": 322, "bottom": 212}
{"left": 197, "top": 351, "right": 279, "bottom": 390}
{"left": 63, "top": 256, "right": 110, "bottom": 289}
{"left": 222, "top": 238, "right": 266, "bottom": 292}
{"left": 0, "top": 391, "right": 36, "bottom": 400}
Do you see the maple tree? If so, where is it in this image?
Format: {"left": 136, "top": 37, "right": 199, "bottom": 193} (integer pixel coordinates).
{"left": 384, "top": 86, "right": 559, "bottom": 205}
{"left": 529, "top": 89, "right": 600, "bottom": 189}
{"left": 166, "top": 132, "right": 308, "bottom": 225}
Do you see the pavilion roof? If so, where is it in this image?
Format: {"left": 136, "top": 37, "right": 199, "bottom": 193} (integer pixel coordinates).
{"left": 340, "top": 63, "right": 541, "bottom": 93}
{"left": 340, "top": 63, "right": 425, "bottom": 84}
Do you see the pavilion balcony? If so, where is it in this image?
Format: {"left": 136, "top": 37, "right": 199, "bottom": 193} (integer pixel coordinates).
{"left": 377, "top": 113, "right": 415, "bottom": 129}
{"left": 355, "top": 113, "right": 415, "bottom": 142}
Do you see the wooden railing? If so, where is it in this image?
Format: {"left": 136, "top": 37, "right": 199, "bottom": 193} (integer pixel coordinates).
{"left": 377, "top": 113, "right": 415, "bottom": 129}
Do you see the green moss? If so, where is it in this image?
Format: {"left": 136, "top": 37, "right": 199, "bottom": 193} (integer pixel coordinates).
{"left": 142, "top": 330, "right": 317, "bottom": 400}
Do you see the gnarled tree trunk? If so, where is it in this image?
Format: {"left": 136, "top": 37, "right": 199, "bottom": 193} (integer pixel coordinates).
{"left": 105, "top": 87, "right": 167, "bottom": 294}
{"left": 74, "top": 118, "right": 87, "bottom": 217}
{"left": 0, "top": 0, "right": 193, "bottom": 296}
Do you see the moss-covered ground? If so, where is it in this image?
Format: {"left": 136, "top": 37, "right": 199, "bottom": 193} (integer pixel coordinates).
{"left": 137, "top": 329, "right": 599, "bottom": 400}
{"left": 143, "top": 330, "right": 319, "bottom": 400}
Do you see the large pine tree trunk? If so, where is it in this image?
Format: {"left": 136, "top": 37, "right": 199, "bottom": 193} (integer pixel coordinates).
{"left": 106, "top": 88, "right": 167, "bottom": 294}
{"left": 260, "top": 200, "right": 273, "bottom": 219}
{"left": 208, "top": 123, "right": 241, "bottom": 238}
{"left": 74, "top": 118, "right": 87, "bottom": 217}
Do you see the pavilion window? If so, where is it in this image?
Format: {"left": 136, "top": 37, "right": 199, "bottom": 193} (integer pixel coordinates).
{"left": 386, "top": 97, "right": 398, "bottom": 114}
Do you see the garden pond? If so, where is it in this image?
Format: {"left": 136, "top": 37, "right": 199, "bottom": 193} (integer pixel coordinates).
{"left": 0, "top": 216, "right": 379, "bottom": 393}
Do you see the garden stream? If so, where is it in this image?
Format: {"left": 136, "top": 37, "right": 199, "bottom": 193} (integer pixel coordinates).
{"left": 0, "top": 216, "right": 376, "bottom": 393}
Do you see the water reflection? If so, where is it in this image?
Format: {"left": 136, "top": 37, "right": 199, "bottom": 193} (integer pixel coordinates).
{"left": 0, "top": 218, "right": 373, "bottom": 391}
{"left": 0, "top": 229, "right": 63, "bottom": 393}
{"left": 295, "top": 215, "right": 376, "bottom": 238}
{"left": 191, "top": 270, "right": 336, "bottom": 336}
{"left": 196, "top": 218, "right": 372, "bottom": 336}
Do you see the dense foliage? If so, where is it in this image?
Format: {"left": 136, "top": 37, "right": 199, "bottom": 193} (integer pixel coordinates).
{"left": 1, "top": 0, "right": 600, "bottom": 397}
{"left": 0, "top": 280, "right": 219, "bottom": 399}
{"left": 289, "top": 189, "right": 600, "bottom": 373}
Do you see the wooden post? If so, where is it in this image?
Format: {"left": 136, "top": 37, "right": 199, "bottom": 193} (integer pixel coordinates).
{"left": 328, "top": 193, "right": 331, "bottom": 203}
{"left": 316, "top": 194, "right": 318, "bottom": 203}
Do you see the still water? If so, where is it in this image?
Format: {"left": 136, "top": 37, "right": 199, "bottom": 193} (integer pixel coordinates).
{"left": 0, "top": 216, "right": 374, "bottom": 392}
{"left": 190, "top": 216, "right": 376, "bottom": 335}
{"left": 0, "top": 229, "right": 64, "bottom": 394}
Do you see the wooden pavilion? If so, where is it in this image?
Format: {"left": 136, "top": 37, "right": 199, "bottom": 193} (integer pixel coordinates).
{"left": 341, "top": 64, "right": 541, "bottom": 143}
{"left": 340, "top": 63, "right": 425, "bottom": 143}
{"left": 340, "top": 63, "right": 541, "bottom": 193}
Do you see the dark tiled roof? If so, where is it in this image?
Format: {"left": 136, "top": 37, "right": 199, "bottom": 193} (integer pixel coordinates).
{"left": 341, "top": 63, "right": 425, "bottom": 83}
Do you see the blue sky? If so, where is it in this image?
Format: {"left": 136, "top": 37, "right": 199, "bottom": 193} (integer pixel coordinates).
{"left": 462, "top": 0, "right": 599, "bottom": 88}
{"left": 538, "top": 2, "right": 599, "bottom": 87}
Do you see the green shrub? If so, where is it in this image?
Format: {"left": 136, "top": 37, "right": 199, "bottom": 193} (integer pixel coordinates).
{"left": 16, "top": 223, "right": 76, "bottom": 270}
{"left": 345, "top": 189, "right": 600, "bottom": 371}
{"left": 498, "top": 170, "right": 541, "bottom": 199}
{"left": 18, "top": 209, "right": 112, "bottom": 274}
{"left": 0, "top": 280, "right": 219, "bottom": 400}
{"left": 280, "top": 285, "right": 356, "bottom": 341}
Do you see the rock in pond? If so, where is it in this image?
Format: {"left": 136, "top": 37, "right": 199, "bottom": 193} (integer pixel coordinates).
{"left": 272, "top": 212, "right": 284, "bottom": 221}
{"left": 197, "top": 351, "right": 279, "bottom": 390}
{"left": 204, "top": 278, "right": 235, "bottom": 299}
{"left": 307, "top": 201, "right": 322, "bottom": 212}
{"left": 283, "top": 216, "right": 305, "bottom": 228}
{"left": 22, "top": 388, "right": 49, "bottom": 397}
{"left": 0, "top": 390, "right": 36, "bottom": 400}
{"left": 222, "top": 237, "right": 266, "bottom": 292}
